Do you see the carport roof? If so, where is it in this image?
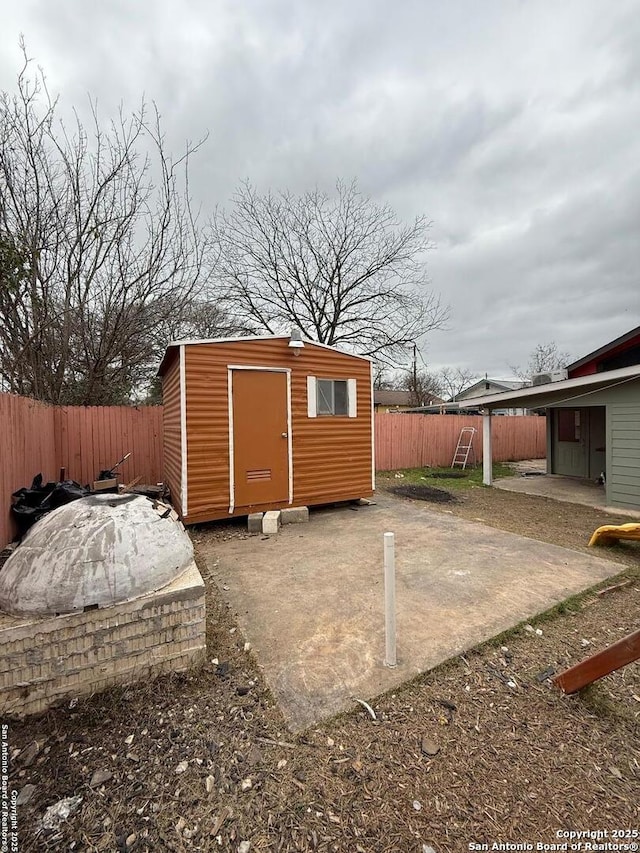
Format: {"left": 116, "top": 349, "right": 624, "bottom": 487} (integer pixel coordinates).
{"left": 458, "top": 364, "right": 640, "bottom": 410}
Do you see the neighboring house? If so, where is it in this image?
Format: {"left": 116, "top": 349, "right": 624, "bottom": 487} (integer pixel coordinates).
{"left": 374, "top": 389, "right": 413, "bottom": 412}
{"left": 464, "top": 326, "right": 640, "bottom": 511}
{"left": 374, "top": 389, "right": 445, "bottom": 411}
{"left": 158, "top": 334, "right": 374, "bottom": 523}
{"left": 454, "top": 378, "right": 531, "bottom": 416}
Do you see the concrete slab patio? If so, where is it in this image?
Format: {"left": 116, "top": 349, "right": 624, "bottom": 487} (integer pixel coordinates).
{"left": 200, "top": 493, "right": 623, "bottom": 732}
{"left": 495, "top": 472, "right": 640, "bottom": 518}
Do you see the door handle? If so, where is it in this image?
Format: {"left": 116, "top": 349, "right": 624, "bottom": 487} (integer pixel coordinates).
{"left": 281, "top": 432, "right": 288, "bottom": 438}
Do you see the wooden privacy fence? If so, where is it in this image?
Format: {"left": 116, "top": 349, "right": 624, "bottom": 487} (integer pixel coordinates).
{"left": 375, "top": 413, "right": 546, "bottom": 471}
{"left": 0, "top": 393, "right": 163, "bottom": 551}
{"left": 53, "top": 405, "right": 164, "bottom": 489}
{"left": 1, "top": 395, "right": 545, "bottom": 550}
{"left": 0, "top": 394, "right": 57, "bottom": 553}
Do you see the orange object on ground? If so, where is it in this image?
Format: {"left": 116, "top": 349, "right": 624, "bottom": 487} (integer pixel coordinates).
{"left": 553, "top": 628, "right": 640, "bottom": 694}
{"left": 588, "top": 522, "right": 640, "bottom": 547}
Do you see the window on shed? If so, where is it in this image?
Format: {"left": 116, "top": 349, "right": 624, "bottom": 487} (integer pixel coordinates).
{"left": 317, "top": 379, "right": 348, "bottom": 415}
{"left": 307, "top": 376, "right": 357, "bottom": 417}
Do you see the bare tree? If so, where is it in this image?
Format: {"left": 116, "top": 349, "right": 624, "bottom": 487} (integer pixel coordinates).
{"left": 372, "top": 363, "right": 395, "bottom": 390}
{"left": 510, "top": 342, "right": 572, "bottom": 381}
{"left": 161, "top": 299, "right": 253, "bottom": 342}
{"left": 0, "top": 43, "right": 215, "bottom": 405}
{"left": 399, "top": 368, "right": 443, "bottom": 407}
{"left": 436, "top": 367, "right": 479, "bottom": 401}
{"left": 213, "top": 180, "right": 448, "bottom": 365}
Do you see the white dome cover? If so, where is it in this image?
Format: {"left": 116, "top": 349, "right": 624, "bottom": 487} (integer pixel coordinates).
{"left": 0, "top": 494, "right": 194, "bottom": 616}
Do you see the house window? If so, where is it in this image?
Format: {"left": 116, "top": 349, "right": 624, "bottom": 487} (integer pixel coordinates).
{"left": 307, "top": 376, "right": 357, "bottom": 418}
{"left": 317, "top": 379, "right": 348, "bottom": 415}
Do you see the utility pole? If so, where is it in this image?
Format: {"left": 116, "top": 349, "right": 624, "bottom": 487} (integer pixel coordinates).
{"left": 412, "top": 342, "right": 418, "bottom": 406}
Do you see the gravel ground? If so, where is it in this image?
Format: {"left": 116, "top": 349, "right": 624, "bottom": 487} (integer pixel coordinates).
{"left": 6, "top": 481, "right": 640, "bottom": 852}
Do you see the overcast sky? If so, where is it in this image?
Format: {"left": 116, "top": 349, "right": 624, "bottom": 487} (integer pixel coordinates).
{"left": 2, "top": 0, "right": 639, "bottom": 376}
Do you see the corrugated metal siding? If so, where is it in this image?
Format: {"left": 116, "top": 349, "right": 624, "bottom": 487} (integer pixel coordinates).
{"left": 183, "top": 339, "right": 372, "bottom": 522}
{"left": 608, "top": 403, "right": 640, "bottom": 509}
{"left": 162, "top": 354, "right": 182, "bottom": 510}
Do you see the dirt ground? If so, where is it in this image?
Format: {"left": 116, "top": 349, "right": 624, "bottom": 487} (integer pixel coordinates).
{"left": 6, "top": 478, "right": 640, "bottom": 852}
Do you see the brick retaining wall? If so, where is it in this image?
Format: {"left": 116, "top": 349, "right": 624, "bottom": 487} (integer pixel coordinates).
{"left": 0, "top": 562, "right": 206, "bottom": 717}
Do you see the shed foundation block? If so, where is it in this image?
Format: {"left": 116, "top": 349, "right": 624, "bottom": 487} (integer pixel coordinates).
{"left": 262, "top": 511, "right": 282, "bottom": 535}
{"left": 248, "top": 512, "right": 264, "bottom": 533}
{"left": 281, "top": 507, "right": 309, "bottom": 525}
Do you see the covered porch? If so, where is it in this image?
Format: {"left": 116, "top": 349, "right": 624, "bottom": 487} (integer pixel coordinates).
{"left": 464, "top": 365, "right": 640, "bottom": 512}
{"left": 494, "top": 469, "right": 640, "bottom": 517}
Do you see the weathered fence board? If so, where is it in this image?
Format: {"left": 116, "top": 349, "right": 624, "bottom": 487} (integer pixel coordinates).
{"left": 53, "top": 405, "right": 164, "bottom": 488}
{"left": 375, "top": 413, "right": 546, "bottom": 470}
{"left": 1, "top": 396, "right": 164, "bottom": 549}
{"left": 0, "top": 394, "right": 57, "bottom": 552}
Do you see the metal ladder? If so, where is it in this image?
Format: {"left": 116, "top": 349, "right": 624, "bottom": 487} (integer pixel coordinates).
{"left": 451, "top": 427, "right": 477, "bottom": 469}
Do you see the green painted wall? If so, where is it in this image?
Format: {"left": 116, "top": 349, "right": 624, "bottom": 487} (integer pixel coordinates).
{"left": 547, "top": 378, "right": 640, "bottom": 509}
{"left": 606, "top": 403, "right": 640, "bottom": 509}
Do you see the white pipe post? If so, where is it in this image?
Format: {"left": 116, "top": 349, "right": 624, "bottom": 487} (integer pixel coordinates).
{"left": 482, "top": 412, "right": 493, "bottom": 486}
{"left": 384, "top": 532, "right": 397, "bottom": 667}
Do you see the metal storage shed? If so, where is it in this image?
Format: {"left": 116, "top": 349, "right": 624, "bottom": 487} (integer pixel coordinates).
{"left": 158, "top": 335, "right": 374, "bottom": 523}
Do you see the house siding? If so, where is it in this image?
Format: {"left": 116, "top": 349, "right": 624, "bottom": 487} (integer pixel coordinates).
{"left": 175, "top": 339, "right": 373, "bottom": 523}
{"left": 607, "top": 403, "right": 640, "bottom": 509}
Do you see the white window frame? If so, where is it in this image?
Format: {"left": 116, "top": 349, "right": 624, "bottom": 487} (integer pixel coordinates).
{"left": 307, "top": 376, "right": 357, "bottom": 418}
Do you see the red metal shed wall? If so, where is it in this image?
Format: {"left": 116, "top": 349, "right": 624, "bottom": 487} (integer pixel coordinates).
{"left": 183, "top": 339, "right": 373, "bottom": 522}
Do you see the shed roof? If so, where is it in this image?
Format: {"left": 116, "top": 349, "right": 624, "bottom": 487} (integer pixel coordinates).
{"left": 456, "top": 364, "right": 640, "bottom": 410}
{"left": 158, "top": 335, "right": 372, "bottom": 376}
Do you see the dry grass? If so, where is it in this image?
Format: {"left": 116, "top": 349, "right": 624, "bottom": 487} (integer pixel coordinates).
{"left": 7, "top": 485, "right": 640, "bottom": 852}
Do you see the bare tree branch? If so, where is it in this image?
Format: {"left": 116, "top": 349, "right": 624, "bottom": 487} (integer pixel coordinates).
{"left": 436, "top": 367, "right": 480, "bottom": 401}
{"left": 510, "top": 342, "right": 572, "bottom": 381}
{"left": 212, "top": 180, "right": 448, "bottom": 365}
{"left": 0, "top": 42, "right": 219, "bottom": 404}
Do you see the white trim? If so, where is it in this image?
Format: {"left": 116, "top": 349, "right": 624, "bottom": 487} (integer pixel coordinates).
{"left": 227, "top": 364, "right": 291, "bottom": 372}
{"left": 227, "top": 365, "right": 293, "bottom": 514}
{"left": 347, "top": 378, "right": 357, "bottom": 418}
{"left": 286, "top": 371, "right": 293, "bottom": 504}
{"left": 370, "top": 362, "right": 376, "bottom": 491}
{"left": 227, "top": 367, "right": 235, "bottom": 514}
{"left": 307, "top": 375, "right": 317, "bottom": 417}
{"left": 159, "top": 336, "right": 373, "bottom": 375}
{"left": 179, "top": 345, "right": 188, "bottom": 517}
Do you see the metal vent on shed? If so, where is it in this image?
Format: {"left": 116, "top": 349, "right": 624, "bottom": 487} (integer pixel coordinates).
{"left": 246, "top": 469, "right": 271, "bottom": 481}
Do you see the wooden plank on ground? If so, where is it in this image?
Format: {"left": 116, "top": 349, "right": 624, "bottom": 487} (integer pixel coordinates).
{"left": 553, "top": 628, "right": 640, "bottom": 694}
{"left": 596, "top": 579, "right": 633, "bottom": 597}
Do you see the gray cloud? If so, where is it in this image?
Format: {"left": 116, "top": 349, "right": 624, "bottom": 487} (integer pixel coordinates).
{"left": 2, "top": 0, "right": 639, "bottom": 376}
